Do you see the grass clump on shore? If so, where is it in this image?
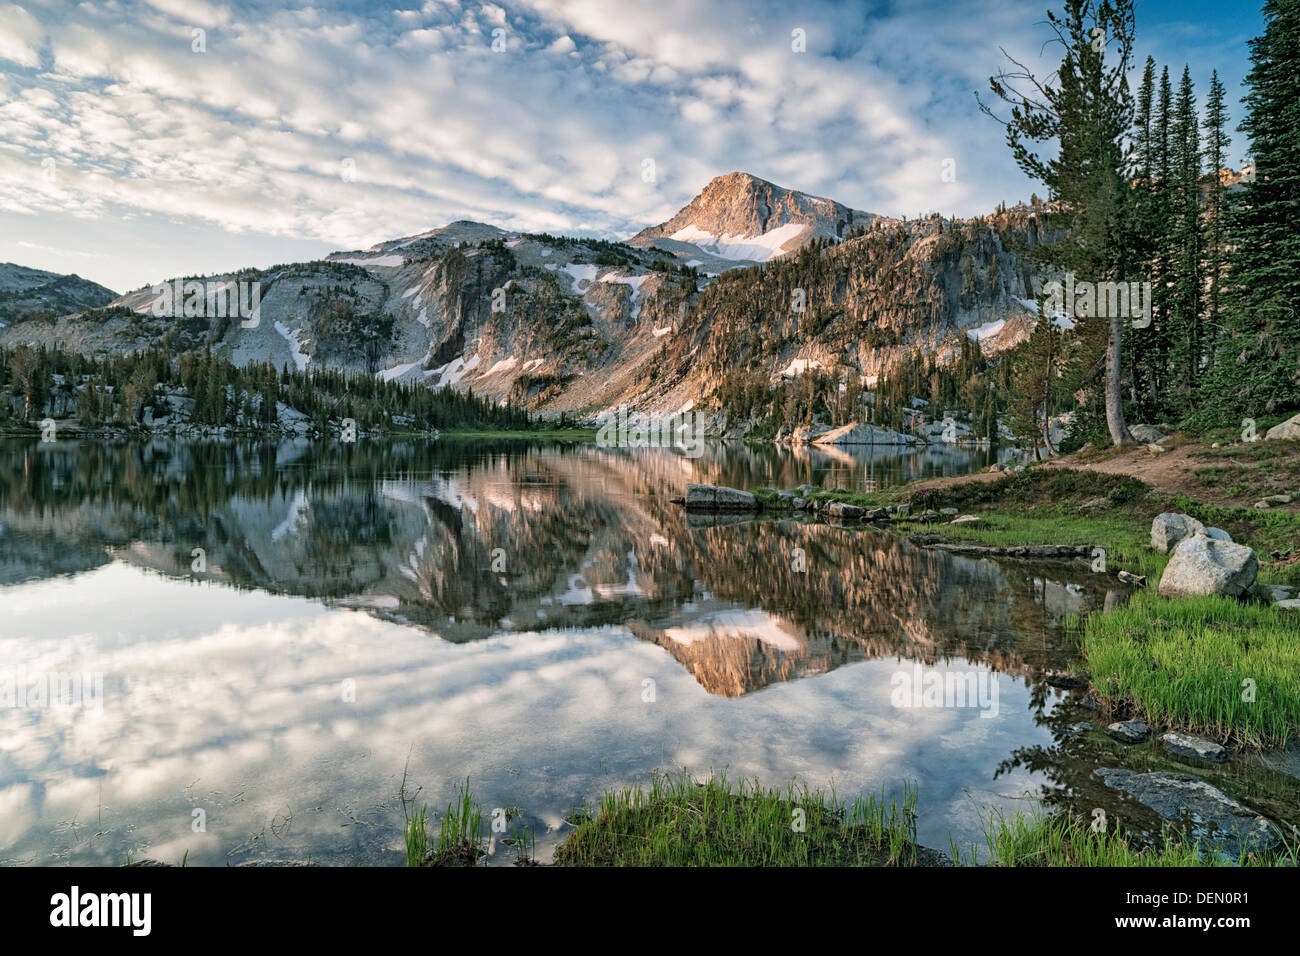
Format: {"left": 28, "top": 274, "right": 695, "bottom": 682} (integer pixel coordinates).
{"left": 553, "top": 772, "right": 920, "bottom": 867}
{"left": 404, "top": 779, "right": 486, "bottom": 867}
{"left": 1082, "top": 592, "right": 1300, "bottom": 749}
{"left": 970, "top": 811, "right": 1296, "bottom": 867}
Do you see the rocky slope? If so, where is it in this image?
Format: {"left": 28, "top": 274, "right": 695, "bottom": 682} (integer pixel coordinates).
{"left": 629, "top": 171, "right": 878, "bottom": 265}
{"left": 0, "top": 262, "right": 118, "bottom": 326}
{"left": 0, "top": 176, "right": 1057, "bottom": 430}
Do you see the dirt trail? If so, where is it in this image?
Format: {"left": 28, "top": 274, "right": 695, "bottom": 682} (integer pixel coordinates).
{"left": 910, "top": 441, "right": 1285, "bottom": 511}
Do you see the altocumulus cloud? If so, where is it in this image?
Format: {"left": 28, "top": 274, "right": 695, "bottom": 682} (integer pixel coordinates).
{"left": 0, "top": 0, "right": 1129, "bottom": 290}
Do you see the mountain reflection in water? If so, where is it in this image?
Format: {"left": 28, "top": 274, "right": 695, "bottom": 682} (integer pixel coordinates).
{"left": 1, "top": 439, "right": 1130, "bottom": 865}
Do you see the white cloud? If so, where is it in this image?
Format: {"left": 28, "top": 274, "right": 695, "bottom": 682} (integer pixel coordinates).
{"left": 0, "top": 0, "right": 1251, "bottom": 292}
{"left": 0, "top": 4, "right": 44, "bottom": 68}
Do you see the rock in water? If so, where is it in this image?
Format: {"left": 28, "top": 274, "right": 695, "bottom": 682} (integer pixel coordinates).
{"left": 684, "top": 483, "right": 758, "bottom": 512}
{"left": 1161, "top": 732, "right": 1228, "bottom": 764}
{"left": 826, "top": 501, "right": 865, "bottom": 519}
{"left": 1158, "top": 535, "right": 1258, "bottom": 598}
{"left": 1106, "top": 719, "right": 1151, "bottom": 744}
{"left": 1150, "top": 512, "right": 1205, "bottom": 553}
{"left": 1094, "top": 769, "right": 1279, "bottom": 860}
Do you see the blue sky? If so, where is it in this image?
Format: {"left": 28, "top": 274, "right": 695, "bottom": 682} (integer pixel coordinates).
{"left": 0, "top": 0, "right": 1264, "bottom": 292}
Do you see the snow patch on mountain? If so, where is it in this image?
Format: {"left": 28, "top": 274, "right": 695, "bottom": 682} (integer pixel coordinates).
{"left": 668, "top": 222, "right": 808, "bottom": 262}
{"left": 275, "top": 321, "right": 311, "bottom": 371}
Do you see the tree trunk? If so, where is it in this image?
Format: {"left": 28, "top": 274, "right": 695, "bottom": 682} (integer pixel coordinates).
{"left": 1105, "top": 313, "right": 1133, "bottom": 445}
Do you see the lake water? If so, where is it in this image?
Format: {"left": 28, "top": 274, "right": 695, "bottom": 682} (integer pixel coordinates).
{"left": 2, "top": 438, "right": 1295, "bottom": 865}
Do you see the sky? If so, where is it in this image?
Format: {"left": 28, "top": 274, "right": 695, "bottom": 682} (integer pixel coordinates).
{"left": 0, "top": 0, "right": 1264, "bottom": 293}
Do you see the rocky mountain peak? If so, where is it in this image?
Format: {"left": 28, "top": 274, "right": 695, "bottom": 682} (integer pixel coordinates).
{"left": 629, "top": 171, "right": 877, "bottom": 263}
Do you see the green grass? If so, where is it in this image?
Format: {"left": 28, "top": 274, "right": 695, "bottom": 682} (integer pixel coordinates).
{"left": 968, "top": 809, "right": 1297, "bottom": 867}
{"left": 553, "top": 772, "right": 920, "bottom": 866}
{"left": 1081, "top": 592, "right": 1300, "bottom": 748}
{"left": 405, "top": 779, "right": 487, "bottom": 866}
{"left": 404, "top": 805, "right": 430, "bottom": 867}
{"left": 759, "top": 467, "right": 1300, "bottom": 585}
{"left": 761, "top": 469, "right": 1170, "bottom": 578}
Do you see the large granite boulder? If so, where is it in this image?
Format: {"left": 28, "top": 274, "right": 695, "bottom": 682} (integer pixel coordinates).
{"left": 811, "top": 421, "right": 920, "bottom": 446}
{"left": 1158, "top": 535, "right": 1258, "bottom": 598}
{"left": 1265, "top": 413, "right": 1300, "bottom": 441}
{"left": 1151, "top": 513, "right": 1205, "bottom": 553}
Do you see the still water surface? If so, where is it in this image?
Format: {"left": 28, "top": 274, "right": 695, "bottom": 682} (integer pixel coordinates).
{"left": 1, "top": 439, "right": 1293, "bottom": 865}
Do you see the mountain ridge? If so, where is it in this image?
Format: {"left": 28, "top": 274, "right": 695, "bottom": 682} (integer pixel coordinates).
{"left": 0, "top": 174, "right": 1052, "bottom": 433}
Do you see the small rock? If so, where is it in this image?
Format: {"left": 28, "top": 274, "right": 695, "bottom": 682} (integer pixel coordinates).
{"left": 1263, "top": 584, "right": 1296, "bottom": 602}
{"left": 940, "top": 507, "right": 959, "bottom": 516}
{"left": 1130, "top": 424, "right": 1165, "bottom": 443}
{"left": 1276, "top": 599, "right": 1300, "bottom": 611}
{"left": 792, "top": 497, "right": 807, "bottom": 510}
{"left": 1255, "top": 501, "right": 1272, "bottom": 510}
{"left": 1107, "top": 719, "right": 1151, "bottom": 744}
{"left": 1263, "top": 494, "right": 1293, "bottom": 505}
{"left": 919, "top": 509, "right": 941, "bottom": 522}
{"left": 1146, "top": 443, "right": 1166, "bottom": 453}
{"left": 1116, "top": 570, "right": 1146, "bottom": 586}
{"left": 1211, "top": 442, "right": 1221, "bottom": 448}
{"left": 1046, "top": 673, "right": 1088, "bottom": 690}
{"left": 826, "top": 501, "right": 865, "bottom": 519}
{"left": 950, "top": 514, "right": 981, "bottom": 525}
{"left": 1162, "top": 732, "right": 1228, "bottom": 764}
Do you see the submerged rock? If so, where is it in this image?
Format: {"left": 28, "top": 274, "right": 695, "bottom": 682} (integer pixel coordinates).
{"left": 1094, "top": 769, "right": 1280, "bottom": 860}
{"left": 1162, "top": 732, "right": 1228, "bottom": 764}
{"left": 1106, "top": 719, "right": 1151, "bottom": 744}
{"left": 1158, "top": 535, "right": 1258, "bottom": 598}
{"left": 1151, "top": 513, "right": 1205, "bottom": 553}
